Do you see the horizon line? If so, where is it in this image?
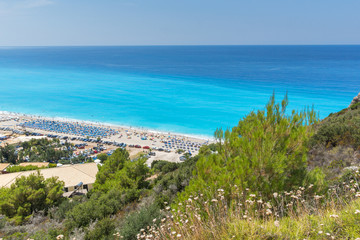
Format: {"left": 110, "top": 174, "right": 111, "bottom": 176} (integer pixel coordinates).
{"left": 0, "top": 43, "right": 360, "bottom": 48}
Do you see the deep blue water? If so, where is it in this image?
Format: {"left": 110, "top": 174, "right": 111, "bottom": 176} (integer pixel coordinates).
{"left": 0, "top": 46, "right": 359, "bottom": 137}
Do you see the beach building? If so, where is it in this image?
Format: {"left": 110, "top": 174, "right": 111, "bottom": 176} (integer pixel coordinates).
{"left": 0, "top": 163, "right": 98, "bottom": 194}
{"left": 0, "top": 163, "right": 10, "bottom": 174}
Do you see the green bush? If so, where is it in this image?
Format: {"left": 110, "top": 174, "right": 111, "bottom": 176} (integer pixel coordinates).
{"left": 151, "top": 160, "right": 179, "bottom": 174}
{"left": 310, "top": 106, "right": 360, "bottom": 149}
{"left": 177, "top": 94, "right": 319, "bottom": 203}
{"left": 84, "top": 217, "right": 116, "bottom": 240}
{"left": 65, "top": 188, "right": 127, "bottom": 230}
{"left": 0, "top": 172, "right": 64, "bottom": 224}
{"left": 118, "top": 203, "right": 162, "bottom": 240}
{"left": 94, "top": 148, "right": 150, "bottom": 193}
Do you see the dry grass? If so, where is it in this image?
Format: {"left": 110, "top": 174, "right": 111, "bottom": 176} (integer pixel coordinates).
{"left": 126, "top": 170, "right": 360, "bottom": 240}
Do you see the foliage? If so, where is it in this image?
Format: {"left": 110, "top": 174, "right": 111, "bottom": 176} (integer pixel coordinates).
{"left": 97, "top": 153, "right": 108, "bottom": 162}
{"left": 94, "top": 148, "right": 150, "bottom": 193}
{"left": 117, "top": 203, "right": 162, "bottom": 240}
{"left": 18, "top": 138, "right": 73, "bottom": 163}
{"left": 310, "top": 105, "right": 360, "bottom": 149}
{"left": 152, "top": 155, "right": 199, "bottom": 207}
{"left": 151, "top": 160, "right": 179, "bottom": 174}
{"left": 178, "top": 94, "right": 318, "bottom": 204}
{"left": 84, "top": 217, "right": 116, "bottom": 240}
{"left": 0, "top": 144, "right": 17, "bottom": 164}
{"left": 0, "top": 172, "right": 64, "bottom": 224}
{"left": 65, "top": 188, "right": 124, "bottom": 229}
{"left": 146, "top": 169, "right": 360, "bottom": 240}
{"left": 6, "top": 165, "right": 42, "bottom": 173}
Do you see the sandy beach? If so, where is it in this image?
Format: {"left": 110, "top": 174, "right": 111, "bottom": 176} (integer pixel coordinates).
{"left": 0, "top": 112, "right": 211, "bottom": 165}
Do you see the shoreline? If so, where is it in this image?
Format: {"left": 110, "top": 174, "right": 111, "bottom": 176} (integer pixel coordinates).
{"left": 0, "top": 111, "right": 214, "bottom": 141}
{"left": 0, "top": 111, "right": 212, "bottom": 164}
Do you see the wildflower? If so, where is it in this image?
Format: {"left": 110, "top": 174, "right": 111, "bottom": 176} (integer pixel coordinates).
{"left": 171, "top": 231, "right": 176, "bottom": 235}
{"left": 274, "top": 220, "right": 280, "bottom": 227}
{"left": 164, "top": 202, "right": 168, "bottom": 205}
{"left": 56, "top": 235, "right": 64, "bottom": 240}
{"left": 266, "top": 209, "right": 272, "bottom": 215}
{"left": 314, "top": 195, "right": 323, "bottom": 200}
{"left": 273, "top": 192, "right": 278, "bottom": 198}
{"left": 308, "top": 184, "right": 314, "bottom": 189}
{"left": 290, "top": 195, "right": 298, "bottom": 200}
{"left": 218, "top": 188, "right": 224, "bottom": 192}
{"left": 177, "top": 234, "right": 182, "bottom": 238}
{"left": 249, "top": 194, "right": 256, "bottom": 197}
{"left": 211, "top": 199, "right": 218, "bottom": 202}
{"left": 356, "top": 192, "right": 360, "bottom": 197}
{"left": 257, "top": 199, "right": 263, "bottom": 204}
{"left": 330, "top": 214, "right": 339, "bottom": 218}
{"left": 243, "top": 215, "right": 247, "bottom": 219}
{"left": 165, "top": 206, "right": 170, "bottom": 210}
{"left": 355, "top": 209, "right": 360, "bottom": 214}
{"left": 153, "top": 218, "right": 157, "bottom": 223}
{"left": 326, "top": 233, "right": 331, "bottom": 236}
{"left": 178, "top": 203, "right": 182, "bottom": 206}
{"left": 318, "top": 231, "right": 323, "bottom": 234}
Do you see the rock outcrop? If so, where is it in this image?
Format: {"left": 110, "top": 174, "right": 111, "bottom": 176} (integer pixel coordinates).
{"left": 350, "top": 92, "right": 360, "bottom": 107}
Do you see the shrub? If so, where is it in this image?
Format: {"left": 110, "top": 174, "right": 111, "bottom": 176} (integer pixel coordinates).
{"left": 84, "top": 217, "right": 116, "bottom": 240}
{"left": 177, "top": 94, "right": 318, "bottom": 203}
{"left": 118, "top": 203, "right": 162, "bottom": 240}
{"left": 0, "top": 172, "right": 64, "bottom": 224}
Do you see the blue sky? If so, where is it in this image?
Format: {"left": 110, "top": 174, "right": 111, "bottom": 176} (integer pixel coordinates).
{"left": 0, "top": 0, "right": 359, "bottom": 46}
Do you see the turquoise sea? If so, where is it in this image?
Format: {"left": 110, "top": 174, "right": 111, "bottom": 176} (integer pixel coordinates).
{"left": 0, "top": 46, "right": 359, "bottom": 137}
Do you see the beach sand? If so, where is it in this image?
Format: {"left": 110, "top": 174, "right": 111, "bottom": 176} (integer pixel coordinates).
{"left": 0, "top": 112, "right": 211, "bottom": 165}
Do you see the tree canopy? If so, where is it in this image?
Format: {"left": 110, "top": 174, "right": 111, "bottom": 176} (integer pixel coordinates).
{"left": 0, "top": 171, "right": 64, "bottom": 224}
{"left": 178, "top": 94, "right": 319, "bottom": 202}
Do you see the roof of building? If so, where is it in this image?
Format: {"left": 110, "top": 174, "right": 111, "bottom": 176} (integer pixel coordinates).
{"left": 0, "top": 163, "right": 98, "bottom": 188}
{"left": 0, "top": 163, "right": 10, "bottom": 171}
{"left": 19, "top": 162, "right": 49, "bottom": 168}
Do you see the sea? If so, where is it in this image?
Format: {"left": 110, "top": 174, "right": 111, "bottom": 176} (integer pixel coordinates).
{"left": 0, "top": 45, "right": 359, "bottom": 137}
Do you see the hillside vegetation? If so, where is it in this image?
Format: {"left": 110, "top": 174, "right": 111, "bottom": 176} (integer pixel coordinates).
{"left": 1, "top": 94, "right": 360, "bottom": 239}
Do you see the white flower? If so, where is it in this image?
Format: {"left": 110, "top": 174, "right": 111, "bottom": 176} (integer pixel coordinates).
{"left": 266, "top": 209, "right": 272, "bottom": 215}
{"left": 355, "top": 209, "right": 360, "bottom": 214}
{"left": 330, "top": 214, "right": 339, "bottom": 218}
{"left": 273, "top": 192, "right": 278, "bottom": 198}
{"left": 318, "top": 231, "right": 323, "bottom": 234}
{"left": 274, "top": 220, "right": 280, "bottom": 227}
{"left": 177, "top": 234, "right": 182, "bottom": 238}
{"left": 314, "top": 195, "right": 323, "bottom": 200}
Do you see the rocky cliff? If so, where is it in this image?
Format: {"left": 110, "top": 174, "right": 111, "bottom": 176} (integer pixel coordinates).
{"left": 350, "top": 92, "right": 360, "bottom": 107}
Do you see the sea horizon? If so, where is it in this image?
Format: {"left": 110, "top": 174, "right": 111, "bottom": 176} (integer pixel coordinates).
{"left": 0, "top": 45, "right": 359, "bottom": 137}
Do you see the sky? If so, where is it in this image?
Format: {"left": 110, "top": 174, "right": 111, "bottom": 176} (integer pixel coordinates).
{"left": 0, "top": 0, "right": 359, "bottom": 46}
